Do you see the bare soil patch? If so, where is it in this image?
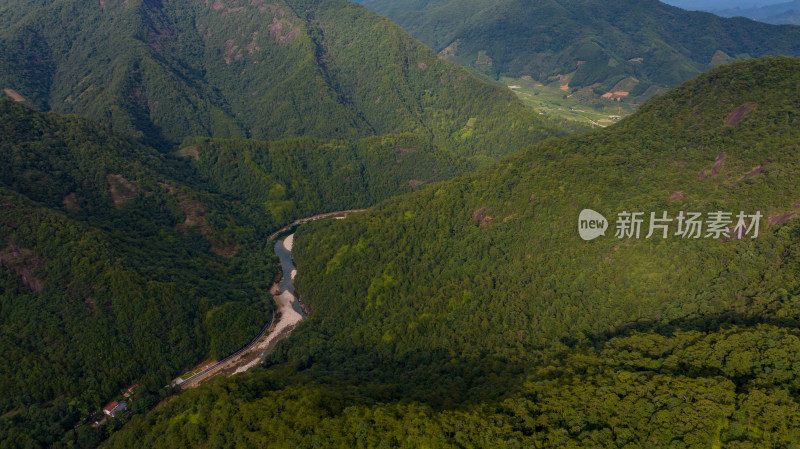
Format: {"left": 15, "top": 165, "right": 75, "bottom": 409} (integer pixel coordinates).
{"left": 161, "top": 183, "right": 236, "bottom": 257}
{"left": 106, "top": 174, "right": 139, "bottom": 205}
{"left": 770, "top": 212, "right": 797, "bottom": 226}
{"left": 601, "top": 91, "right": 629, "bottom": 101}
{"left": 223, "top": 39, "right": 241, "bottom": 64}
{"left": 247, "top": 32, "right": 260, "bottom": 54}
{"left": 210, "top": 244, "right": 236, "bottom": 257}
{"left": 0, "top": 238, "right": 43, "bottom": 292}
{"left": 179, "top": 196, "right": 206, "bottom": 228}
{"left": 408, "top": 180, "right": 424, "bottom": 189}
{"left": 698, "top": 153, "right": 727, "bottom": 179}
{"left": 725, "top": 102, "right": 758, "bottom": 126}
{"left": 3, "top": 88, "right": 26, "bottom": 103}
{"left": 0, "top": 409, "right": 21, "bottom": 419}
{"left": 472, "top": 207, "right": 493, "bottom": 227}
{"left": 63, "top": 193, "right": 79, "bottom": 211}
{"left": 742, "top": 159, "right": 770, "bottom": 179}
{"left": 269, "top": 18, "right": 299, "bottom": 45}
{"left": 439, "top": 41, "right": 458, "bottom": 58}
{"left": 396, "top": 146, "right": 418, "bottom": 155}
{"left": 669, "top": 191, "right": 683, "bottom": 201}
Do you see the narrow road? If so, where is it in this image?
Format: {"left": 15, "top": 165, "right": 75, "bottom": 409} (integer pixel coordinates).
{"left": 267, "top": 209, "right": 367, "bottom": 241}
{"left": 174, "top": 209, "right": 365, "bottom": 388}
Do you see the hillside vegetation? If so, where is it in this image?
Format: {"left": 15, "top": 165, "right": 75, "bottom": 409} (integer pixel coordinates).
{"left": 104, "top": 57, "right": 800, "bottom": 448}
{"left": 0, "top": 1, "right": 589, "bottom": 446}
{"left": 0, "top": 0, "right": 565, "bottom": 156}
{"left": 362, "top": 0, "right": 800, "bottom": 106}
{"left": 0, "top": 98, "right": 498, "bottom": 447}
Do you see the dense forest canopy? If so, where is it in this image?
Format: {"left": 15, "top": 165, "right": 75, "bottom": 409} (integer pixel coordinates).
{"left": 0, "top": 99, "right": 273, "bottom": 446}
{"left": 362, "top": 0, "right": 800, "bottom": 104}
{"left": 3, "top": 0, "right": 800, "bottom": 447}
{"left": 0, "top": 96, "right": 516, "bottom": 447}
{"left": 0, "top": 0, "right": 590, "bottom": 446}
{"left": 0, "top": 0, "right": 568, "bottom": 157}
{"left": 102, "top": 56, "right": 800, "bottom": 448}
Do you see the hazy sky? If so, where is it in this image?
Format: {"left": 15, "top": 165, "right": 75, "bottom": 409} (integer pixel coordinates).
{"left": 662, "top": 0, "right": 787, "bottom": 10}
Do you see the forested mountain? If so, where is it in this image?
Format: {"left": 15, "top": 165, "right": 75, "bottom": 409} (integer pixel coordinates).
{"left": 0, "top": 99, "right": 275, "bottom": 446}
{"left": 104, "top": 57, "right": 800, "bottom": 447}
{"left": 0, "top": 0, "right": 564, "bottom": 156}
{"left": 712, "top": 0, "right": 800, "bottom": 25}
{"left": 362, "top": 0, "right": 800, "bottom": 105}
{"left": 0, "top": 1, "right": 584, "bottom": 446}
{"left": 0, "top": 97, "right": 491, "bottom": 447}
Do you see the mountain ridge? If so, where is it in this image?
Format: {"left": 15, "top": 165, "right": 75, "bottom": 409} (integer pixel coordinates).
{"left": 0, "top": 0, "right": 565, "bottom": 156}
{"left": 362, "top": 0, "right": 800, "bottom": 105}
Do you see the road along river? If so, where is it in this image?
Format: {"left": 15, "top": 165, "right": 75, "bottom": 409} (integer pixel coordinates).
{"left": 174, "top": 210, "right": 363, "bottom": 388}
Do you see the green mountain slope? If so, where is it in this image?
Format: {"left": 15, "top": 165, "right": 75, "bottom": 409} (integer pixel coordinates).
{"left": 283, "top": 56, "right": 800, "bottom": 392}
{"left": 0, "top": 99, "right": 275, "bottom": 446}
{"left": 362, "top": 0, "right": 800, "bottom": 106}
{"left": 0, "top": 0, "right": 563, "bottom": 156}
{"left": 0, "top": 98, "right": 494, "bottom": 447}
{"left": 178, "top": 133, "right": 471, "bottom": 224}
{"left": 103, "top": 56, "right": 800, "bottom": 448}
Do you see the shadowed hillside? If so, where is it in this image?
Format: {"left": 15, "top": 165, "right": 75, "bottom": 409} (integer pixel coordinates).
{"left": 101, "top": 56, "right": 800, "bottom": 449}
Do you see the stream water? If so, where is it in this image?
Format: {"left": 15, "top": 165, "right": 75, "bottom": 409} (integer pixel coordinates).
{"left": 273, "top": 235, "right": 307, "bottom": 318}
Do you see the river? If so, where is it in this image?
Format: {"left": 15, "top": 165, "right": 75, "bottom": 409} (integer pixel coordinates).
{"left": 175, "top": 210, "right": 364, "bottom": 387}
{"left": 273, "top": 234, "right": 307, "bottom": 318}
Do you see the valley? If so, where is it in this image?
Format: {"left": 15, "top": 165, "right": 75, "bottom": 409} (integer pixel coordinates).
{"left": 175, "top": 210, "right": 364, "bottom": 389}
{"left": 174, "top": 236, "right": 301, "bottom": 389}
{"left": 500, "top": 76, "right": 637, "bottom": 126}
{"left": 363, "top": 0, "right": 800, "bottom": 106}
{"left": 104, "top": 56, "right": 800, "bottom": 449}
{"left": 2, "top": 0, "right": 800, "bottom": 448}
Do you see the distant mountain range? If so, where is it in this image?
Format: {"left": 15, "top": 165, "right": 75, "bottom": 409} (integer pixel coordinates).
{"left": 361, "top": 0, "right": 800, "bottom": 105}
{"left": 711, "top": 0, "right": 800, "bottom": 24}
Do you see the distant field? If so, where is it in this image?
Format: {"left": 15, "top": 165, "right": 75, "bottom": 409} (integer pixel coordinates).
{"left": 500, "top": 76, "right": 636, "bottom": 127}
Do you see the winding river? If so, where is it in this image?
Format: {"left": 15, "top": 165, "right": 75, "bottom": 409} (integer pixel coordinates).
{"left": 273, "top": 234, "right": 307, "bottom": 319}
{"left": 175, "top": 210, "right": 363, "bottom": 388}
